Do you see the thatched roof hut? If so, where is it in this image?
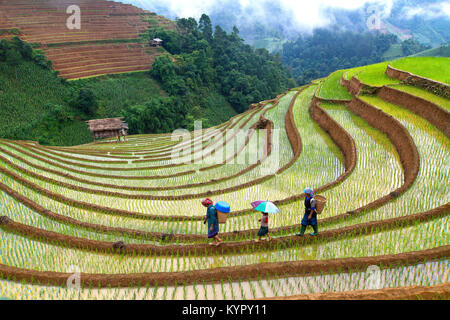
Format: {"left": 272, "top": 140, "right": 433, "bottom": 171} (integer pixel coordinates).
{"left": 86, "top": 118, "right": 128, "bottom": 141}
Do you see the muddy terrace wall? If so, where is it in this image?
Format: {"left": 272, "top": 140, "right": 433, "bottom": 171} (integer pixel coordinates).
{"left": 0, "top": 105, "right": 264, "bottom": 182}
{"left": 0, "top": 172, "right": 448, "bottom": 247}
{"left": 0, "top": 91, "right": 291, "bottom": 220}
{"left": 0, "top": 90, "right": 421, "bottom": 228}
{"left": 0, "top": 217, "right": 447, "bottom": 287}
{"left": 386, "top": 65, "right": 450, "bottom": 99}
{"left": 0, "top": 92, "right": 428, "bottom": 246}
{"left": 340, "top": 75, "right": 380, "bottom": 96}
{"left": 310, "top": 98, "right": 356, "bottom": 172}
{"left": 264, "top": 283, "right": 450, "bottom": 300}
{"left": 378, "top": 86, "right": 450, "bottom": 138}
{"left": 340, "top": 76, "right": 368, "bottom": 96}
{"left": 345, "top": 97, "right": 420, "bottom": 213}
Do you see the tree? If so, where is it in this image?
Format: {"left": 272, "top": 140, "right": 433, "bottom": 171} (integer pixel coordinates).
{"left": 148, "top": 14, "right": 294, "bottom": 119}
{"left": 76, "top": 88, "right": 98, "bottom": 115}
{"left": 281, "top": 28, "right": 399, "bottom": 85}
{"left": 121, "top": 97, "right": 185, "bottom": 134}
{"left": 152, "top": 28, "right": 181, "bottom": 54}
{"left": 199, "top": 14, "right": 213, "bottom": 43}
{"left": 402, "top": 38, "right": 430, "bottom": 56}
{"left": 5, "top": 49, "right": 21, "bottom": 80}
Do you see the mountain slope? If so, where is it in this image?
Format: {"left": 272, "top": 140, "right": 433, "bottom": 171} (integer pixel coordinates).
{"left": 0, "top": 0, "right": 175, "bottom": 79}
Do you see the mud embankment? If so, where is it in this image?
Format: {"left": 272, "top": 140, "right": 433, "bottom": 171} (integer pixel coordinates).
{"left": 340, "top": 76, "right": 364, "bottom": 96}
{"left": 0, "top": 90, "right": 297, "bottom": 220}
{"left": 378, "top": 86, "right": 450, "bottom": 138}
{"left": 344, "top": 97, "right": 420, "bottom": 214}
{"left": 386, "top": 65, "right": 450, "bottom": 99}
{"left": 0, "top": 231, "right": 447, "bottom": 288}
{"left": 310, "top": 98, "right": 356, "bottom": 172}
{"left": 264, "top": 283, "right": 450, "bottom": 300}
{"left": 0, "top": 92, "right": 423, "bottom": 240}
{"left": 1, "top": 200, "right": 447, "bottom": 257}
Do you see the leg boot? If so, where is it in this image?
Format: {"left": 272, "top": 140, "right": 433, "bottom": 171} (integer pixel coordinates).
{"left": 296, "top": 225, "right": 307, "bottom": 236}
{"left": 310, "top": 225, "right": 318, "bottom": 236}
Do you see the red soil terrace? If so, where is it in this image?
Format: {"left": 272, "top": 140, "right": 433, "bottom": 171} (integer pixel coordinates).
{"left": 0, "top": 0, "right": 176, "bottom": 79}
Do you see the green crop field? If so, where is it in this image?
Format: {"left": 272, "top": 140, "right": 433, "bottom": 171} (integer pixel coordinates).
{"left": 317, "top": 70, "right": 353, "bottom": 101}
{"left": 0, "top": 55, "right": 448, "bottom": 301}
{"left": 344, "top": 61, "right": 401, "bottom": 87}
{"left": 390, "top": 57, "right": 450, "bottom": 84}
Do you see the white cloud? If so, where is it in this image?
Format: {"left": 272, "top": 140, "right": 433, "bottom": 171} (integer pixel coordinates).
{"left": 122, "top": 0, "right": 448, "bottom": 31}
{"left": 124, "top": 0, "right": 392, "bottom": 19}
{"left": 402, "top": 2, "right": 450, "bottom": 19}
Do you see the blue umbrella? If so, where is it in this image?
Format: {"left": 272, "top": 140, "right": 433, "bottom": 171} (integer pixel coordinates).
{"left": 253, "top": 201, "right": 280, "bottom": 214}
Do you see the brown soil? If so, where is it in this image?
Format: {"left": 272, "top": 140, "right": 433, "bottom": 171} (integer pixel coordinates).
{"left": 378, "top": 86, "right": 450, "bottom": 138}
{"left": 0, "top": 201, "right": 447, "bottom": 256}
{"left": 346, "top": 97, "right": 420, "bottom": 203}
{"left": 340, "top": 76, "right": 364, "bottom": 95}
{"left": 0, "top": 240, "right": 447, "bottom": 288}
{"left": 264, "top": 283, "right": 450, "bottom": 300}
{"left": 386, "top": 65, "right": 450, "bottom": 99}
{"left": 310, "top": 98, "right": 356, "bottom": 171}
{"left": 340, "top": 75, "right": 380, "bottom": 96}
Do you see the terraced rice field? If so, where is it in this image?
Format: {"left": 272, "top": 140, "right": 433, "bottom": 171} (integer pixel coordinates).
{"left": 0, "top": 58, "right": 449, "bottom": 300}
{"left": 0, "top": 0, "right": 175, "bottom": 79}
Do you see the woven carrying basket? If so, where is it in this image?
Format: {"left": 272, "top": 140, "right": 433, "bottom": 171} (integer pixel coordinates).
{"left": 314, "top": 195, "right": 327, "bottom": 214}
{"left": 217, "top": 210, "right": 228, "bottom": 224}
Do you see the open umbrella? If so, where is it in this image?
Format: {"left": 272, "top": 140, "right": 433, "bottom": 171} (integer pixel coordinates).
{"left": 252, "top": 201, "right": 280, "bottom": 214}
{"left": 251, "top": 200, "right": 266, "bottom": 209}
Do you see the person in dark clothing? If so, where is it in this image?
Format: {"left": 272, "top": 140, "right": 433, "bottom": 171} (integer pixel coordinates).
{"left": 202, "top": 198, "right": 222, "bottom": 246}
{"left": 296, "top": 188, "right": 319, "bottom": 236}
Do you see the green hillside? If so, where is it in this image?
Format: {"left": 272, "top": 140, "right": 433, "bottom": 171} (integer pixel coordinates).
{"left": 410, "top": 44, "right": 450, "bottom": 58}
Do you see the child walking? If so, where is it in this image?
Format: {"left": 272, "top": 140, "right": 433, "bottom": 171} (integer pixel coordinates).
{"left": 256, "top": 212, "right": 272, "bottom": 242}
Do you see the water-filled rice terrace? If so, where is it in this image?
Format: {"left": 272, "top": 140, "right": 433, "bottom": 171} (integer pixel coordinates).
{"left": 0, "top": 57, "right": 448, "bottom": 299}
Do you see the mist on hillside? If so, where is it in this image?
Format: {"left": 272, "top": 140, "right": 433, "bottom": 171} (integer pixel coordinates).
{"left": 122, "top": 0, "right": 449, "bottom": 39}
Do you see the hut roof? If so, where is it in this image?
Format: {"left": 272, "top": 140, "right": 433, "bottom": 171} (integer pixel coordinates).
{"left": 86, "top": 118, "right": 125, "bottom": 132}
{"left": 152, "top": 38, "right": 163, "bottom": 42}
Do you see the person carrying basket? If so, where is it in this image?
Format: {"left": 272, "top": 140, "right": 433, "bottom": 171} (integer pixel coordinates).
{"left": 202, "top": 198, "right": 223, "bottom": 246}
{"left": 297, "top": 188, "right": 319, "bottom": 236}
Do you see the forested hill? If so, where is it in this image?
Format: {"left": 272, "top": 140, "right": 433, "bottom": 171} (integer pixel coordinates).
{"left": 0, "top": 10, "right": 293, "bottom": 146}
{"left": 149, "top": 15, "right": 296, "bottom": 114}
{"left": 281, "top": 29, "right": 430, "bottom": 85}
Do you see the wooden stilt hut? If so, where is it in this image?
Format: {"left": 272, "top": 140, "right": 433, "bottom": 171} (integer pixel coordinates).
{"left": 86, "top": 118, "right": 129, "bottom": 142}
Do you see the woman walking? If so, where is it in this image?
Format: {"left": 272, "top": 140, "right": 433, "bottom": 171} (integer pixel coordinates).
{"left": 202, "top": 198, "right": 223, "bottom": 246}
{"left": 296, "top": 188, "right": 319, "bottom": 236}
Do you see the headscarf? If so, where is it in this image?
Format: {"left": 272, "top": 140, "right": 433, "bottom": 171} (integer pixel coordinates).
{"left": 201, "top": 198, "right": 213, "bottom": 207}
{"left": 304, "top": 188, "right": 314, "bottom": 197}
